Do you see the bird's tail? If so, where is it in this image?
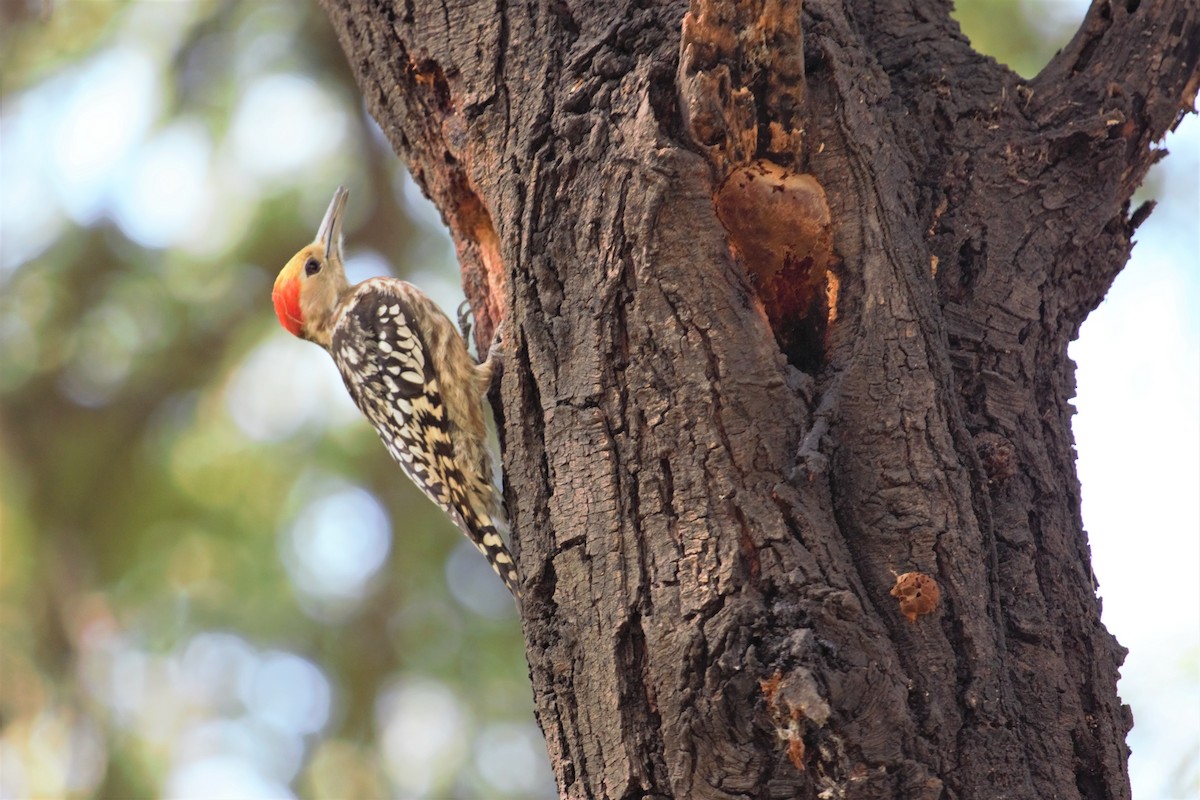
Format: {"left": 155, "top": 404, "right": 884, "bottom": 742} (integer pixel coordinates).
{"left": 465, "top": 513, "right": 521, "bottom": 599}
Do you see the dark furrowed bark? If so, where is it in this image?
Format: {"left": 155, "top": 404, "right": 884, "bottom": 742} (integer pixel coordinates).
{"left": 319, "top": 0, "right": 1198, "bottom": 797}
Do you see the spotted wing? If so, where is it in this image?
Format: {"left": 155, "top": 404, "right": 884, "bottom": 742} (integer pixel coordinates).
{"left": 330, "top": 282, "right": 520, "bottom": 597}
{"left": 330, "top": 284, "right": 470, "bottom": 528}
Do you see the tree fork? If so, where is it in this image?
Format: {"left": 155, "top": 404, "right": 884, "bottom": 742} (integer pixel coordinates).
{"left": 318, "top": 0, "right": 1199, "bottom": 797}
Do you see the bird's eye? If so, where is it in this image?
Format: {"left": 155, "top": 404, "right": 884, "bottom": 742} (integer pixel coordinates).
{"left": 304, "top": 257, "right": 321, "bottom": 277}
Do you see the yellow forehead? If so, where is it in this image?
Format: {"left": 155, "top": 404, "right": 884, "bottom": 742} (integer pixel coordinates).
{"left": 277, "top": 243, "right": 323, "bottom": 286}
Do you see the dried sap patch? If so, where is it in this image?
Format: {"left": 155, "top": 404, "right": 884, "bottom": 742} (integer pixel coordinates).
{"left": 891, "top": 572, "right": 941, "bottom": 623}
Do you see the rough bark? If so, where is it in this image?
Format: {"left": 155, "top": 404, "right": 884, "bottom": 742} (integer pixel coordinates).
{"left": 318, "top": 0, "right": 1198, "bottom": 797}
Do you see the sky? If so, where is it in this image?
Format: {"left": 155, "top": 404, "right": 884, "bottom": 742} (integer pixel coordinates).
{"left": 1070, "top": 115, "right": 1200, "bottom": 796}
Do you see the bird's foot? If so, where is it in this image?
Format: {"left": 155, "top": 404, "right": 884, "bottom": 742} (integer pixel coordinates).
{"left": 485, "top": 320, "right": 508, "bottom": 369}
{"left": 457, "top": 298, "right": 474, "bottom": 346}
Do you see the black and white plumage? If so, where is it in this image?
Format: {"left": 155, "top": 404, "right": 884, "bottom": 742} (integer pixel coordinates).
{"left": 272, "top": 187, "right": 519, "bottom": 597}
{"left": 331, "top": 281, "right": 518, "bottom": 595}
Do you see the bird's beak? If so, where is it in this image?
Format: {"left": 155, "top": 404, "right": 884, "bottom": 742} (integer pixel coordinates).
{"left": 316, "top": 186, "right": 349, "bottom": 261}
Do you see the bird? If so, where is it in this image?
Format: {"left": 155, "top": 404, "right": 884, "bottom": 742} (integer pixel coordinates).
{"left": 271, "top": 186, "right": 519, "bottom": 598}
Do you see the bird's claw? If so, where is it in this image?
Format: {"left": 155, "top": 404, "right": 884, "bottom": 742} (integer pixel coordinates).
{"left": 485, "top": 320, "right": 508, "bottom": 367}
{"left": 457, "top": 298, "right": 474, "bottom": 346}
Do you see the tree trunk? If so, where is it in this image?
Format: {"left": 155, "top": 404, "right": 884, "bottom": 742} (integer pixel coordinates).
{"left": 318, "top": 0, "right": 1198, "bottom": 797}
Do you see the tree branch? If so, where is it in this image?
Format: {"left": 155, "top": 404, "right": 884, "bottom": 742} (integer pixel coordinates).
{"left": 1030, "top": 0, "right": 1199, "bottom": 218}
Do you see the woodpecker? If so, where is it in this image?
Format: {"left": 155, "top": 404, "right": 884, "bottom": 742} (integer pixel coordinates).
{"left": 272, "top": 186, "right": 519, "bottom": 597}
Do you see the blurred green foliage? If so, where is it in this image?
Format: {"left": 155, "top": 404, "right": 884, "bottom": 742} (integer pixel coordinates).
{"left": 0, "top": 0, "right": 1192, "bottom": 798}
{"left": 954, "top": 0, "right": 1078, "bottom": 77}
{"left": 1, "top": 2, "right": 543, "bottom": 797}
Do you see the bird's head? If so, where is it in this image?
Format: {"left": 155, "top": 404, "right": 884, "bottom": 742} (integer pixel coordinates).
{"left": 273, "top": 186, "right": 352, "bottom": 345}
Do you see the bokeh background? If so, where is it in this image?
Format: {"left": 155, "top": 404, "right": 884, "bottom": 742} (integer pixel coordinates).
{"left": 0, "top": 1, "right": 1195, "bottom": 798}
